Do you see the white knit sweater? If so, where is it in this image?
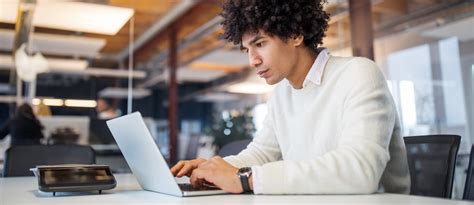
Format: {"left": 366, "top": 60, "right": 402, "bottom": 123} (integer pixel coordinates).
{"left": 224, "top": 55, "right": 411, "bottom": 194}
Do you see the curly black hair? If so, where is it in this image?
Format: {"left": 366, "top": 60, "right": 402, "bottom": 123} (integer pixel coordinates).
{"left": 221, "top": 0, "right": 330, "bottom": 51}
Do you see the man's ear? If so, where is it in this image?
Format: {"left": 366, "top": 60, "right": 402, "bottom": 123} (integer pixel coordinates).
{"left": 291, "top": 35, "right": 304, "bottom": 47}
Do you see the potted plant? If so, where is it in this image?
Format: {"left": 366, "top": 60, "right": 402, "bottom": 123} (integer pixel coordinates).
{"left": 205, "top": 108, "right": 255, "bottom": 151}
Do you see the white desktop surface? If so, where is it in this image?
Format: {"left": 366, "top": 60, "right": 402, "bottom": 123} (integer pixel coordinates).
{"left": 1, "top": 174, "right": 473, "bottom": 205}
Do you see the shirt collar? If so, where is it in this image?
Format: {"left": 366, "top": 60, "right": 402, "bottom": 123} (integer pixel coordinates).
{"left": 284, "top": 48, "right": 330, "bottom": 88}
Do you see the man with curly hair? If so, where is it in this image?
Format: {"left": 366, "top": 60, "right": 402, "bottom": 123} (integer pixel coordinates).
{"left": 171, "top": 0, "right": 410, "bottom": 195}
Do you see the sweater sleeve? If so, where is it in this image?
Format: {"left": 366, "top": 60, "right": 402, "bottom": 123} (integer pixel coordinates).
{"left": 223, "top": 97, "right": 282, "bottom": 168}
{"left": 251, "top": 58, "right": 396, "bottom": 194}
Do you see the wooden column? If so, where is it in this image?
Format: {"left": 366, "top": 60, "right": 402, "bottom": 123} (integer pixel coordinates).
{"left": 348, "top": 0, "right": 374, "bottom": 60}
{"left": 168, "top": 28, "right": 179, "bottom": 164}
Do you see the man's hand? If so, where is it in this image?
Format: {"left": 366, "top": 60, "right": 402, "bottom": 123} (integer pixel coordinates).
{"left": 190, "top": 156, "right": 244, "bottom": 193}
{"left": 170, "top": 158, "right": 207, "bottom": 177}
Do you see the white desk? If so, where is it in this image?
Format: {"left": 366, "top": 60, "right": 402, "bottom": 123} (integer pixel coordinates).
{"left": 1, "top": 174, "right": 472, "bottom": 205}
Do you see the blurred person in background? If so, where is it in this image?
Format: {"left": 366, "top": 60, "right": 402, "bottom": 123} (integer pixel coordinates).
{"left": 0, "top": 103, "right": 45, "bottom": 146}
{"left": 96, "top": 98, "right": 121, "bottom": 119}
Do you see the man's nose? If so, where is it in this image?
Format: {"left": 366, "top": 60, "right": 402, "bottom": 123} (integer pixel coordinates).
{"left": 249, "top": 52, "right": 262, "bottom": 68}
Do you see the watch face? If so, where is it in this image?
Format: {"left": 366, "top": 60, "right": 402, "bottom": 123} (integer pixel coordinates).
{"left": 238, "top": 167, "right": 252, "bottom": 176}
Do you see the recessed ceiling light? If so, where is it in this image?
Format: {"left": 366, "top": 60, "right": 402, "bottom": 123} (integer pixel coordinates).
{"left": 64, "top": 99, "right": 97, "bottom": 108}
{"left": 0, "top": 0, "right": 134, "bottom": 35}
{"left": 42, "top": 98, "right": 64, "bottom": 106}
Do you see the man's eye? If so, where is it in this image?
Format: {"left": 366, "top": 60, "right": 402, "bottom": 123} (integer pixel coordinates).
{"left": 241, "top": 48, "right": 248, "bottom": 53}
{"left": 256, "top": 42, "right": 264, "bottom": 47}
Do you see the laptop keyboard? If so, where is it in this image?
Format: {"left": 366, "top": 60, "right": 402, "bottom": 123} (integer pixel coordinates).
{"left": 178, "top": 183, "right": 220, "bottom": 192}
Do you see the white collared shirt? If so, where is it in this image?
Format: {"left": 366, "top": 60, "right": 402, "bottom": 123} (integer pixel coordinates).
{"left": 284, "top": 47, "right": 330, "bottom": 88}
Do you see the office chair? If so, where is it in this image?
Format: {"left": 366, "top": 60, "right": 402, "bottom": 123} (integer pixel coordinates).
{"left": 404, "top": 135, "right": 460, "bottom": 198}
{"left": 218, "top": 139, "right": 252, "bottom": 157}
{"left": 3, "top": 144, "right": 96, "bottom": 177}
{"left": 463, "top": 145, "right": 474, "bottom": 200}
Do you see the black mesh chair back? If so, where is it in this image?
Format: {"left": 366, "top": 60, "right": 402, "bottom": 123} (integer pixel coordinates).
{"left": 218, "top": 139, "right": 252, "bottom": 157}
{"left": 3, "top": 145, "right": 96, "bottom": 177}
{"left": 404, "top": 135, "right": 460, "bottom": 198}
{"left": 463, "top": 145, "right": 474, "bottom": 200}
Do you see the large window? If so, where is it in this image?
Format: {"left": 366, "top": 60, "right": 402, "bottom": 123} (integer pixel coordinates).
{"left": 384, "top": 37, "right": 471, "bottom": 152}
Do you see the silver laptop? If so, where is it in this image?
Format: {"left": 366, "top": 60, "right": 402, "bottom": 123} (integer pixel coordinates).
{"left": 106, "top": 112, "right": 226, "bottom": 197}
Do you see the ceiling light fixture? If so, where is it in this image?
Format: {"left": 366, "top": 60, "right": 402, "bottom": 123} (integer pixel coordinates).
{"left": 64, "top": 99, "right": 97, "bottom": 108}
{"left": 0, "top": 0, "right": 134, "bottom": 35}
{"left": 33, "top": 98, "right": 97, "bottom": 108}
{"left": 42, "top": 98, "right": 63, "bottom": 106}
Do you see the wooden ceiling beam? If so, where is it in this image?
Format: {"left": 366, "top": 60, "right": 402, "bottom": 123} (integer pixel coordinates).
{"left": 372, "top": 0, "right": 408, "bottom": 16}
{"left": 174, "top": 29, "right": 225, "bottom": 66}
{"left": 134, "top": 1, "right": 223, "bottom": 64}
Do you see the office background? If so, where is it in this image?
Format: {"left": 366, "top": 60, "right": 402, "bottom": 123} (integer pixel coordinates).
{"left": 0, "top": 0, "right": 473, "bottom": 200}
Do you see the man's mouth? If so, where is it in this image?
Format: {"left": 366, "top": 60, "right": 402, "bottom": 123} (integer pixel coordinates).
{"left": 257, "top": 69, "right": 269, "bottom": 77}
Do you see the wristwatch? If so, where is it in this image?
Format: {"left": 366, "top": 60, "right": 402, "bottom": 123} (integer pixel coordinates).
{"left": 236, "top": 167, "right": 252, "bottom": 193}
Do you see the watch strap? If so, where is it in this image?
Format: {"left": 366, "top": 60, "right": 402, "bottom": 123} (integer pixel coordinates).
{"left": 240, "top": 174, "right": 251, "bottom": 192}
{"left": 238, "top": 167, "right": 252, "bottom": 192}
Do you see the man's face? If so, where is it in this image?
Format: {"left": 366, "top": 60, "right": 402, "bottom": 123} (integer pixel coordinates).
{"left": 241, "top": 31, "right": 299, "bottom": 85}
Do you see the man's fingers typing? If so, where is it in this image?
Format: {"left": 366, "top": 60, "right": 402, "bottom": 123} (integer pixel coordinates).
{"left": 177, "top": 163, "right": 193, "bottom": 177}
{"left": 170, "top": 161, "right": 185, "bottom": 175}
